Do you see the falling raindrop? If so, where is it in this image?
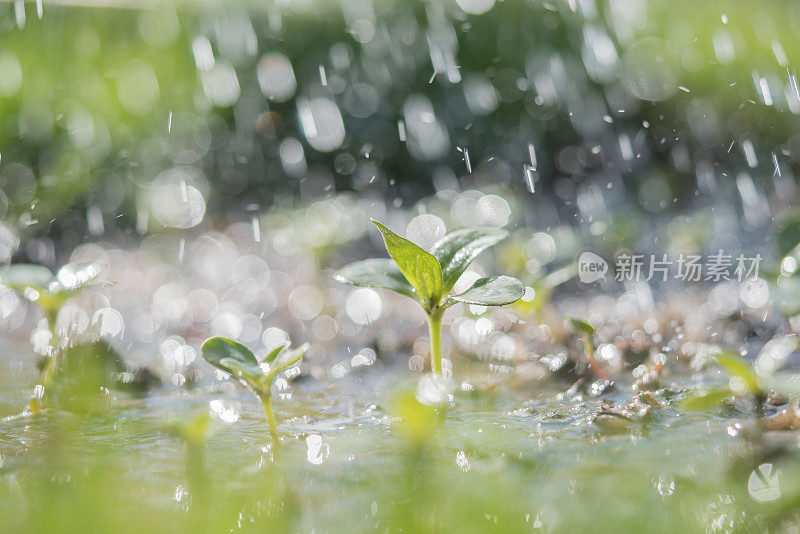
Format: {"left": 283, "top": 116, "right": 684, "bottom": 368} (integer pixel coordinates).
{"left": 14, "top": 0, "right": 25, "bottom": 29}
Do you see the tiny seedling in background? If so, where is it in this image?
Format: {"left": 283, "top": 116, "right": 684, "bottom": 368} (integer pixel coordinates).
{"left": 1, "top": 262, "right": 104, "bottom": 412}
{"left": 164, "top": 413, "right": 212, "bottom": 525}
{"left": 201, "top": 337, "right": 308, "bottom": 455}
{"left": 392, "top": 390, "right": 438, "bottom": 449}
{"left": 165, "top": 412, "right": 212, "bottom": 450}
{"left": 568, "top": 317, "right": 610, "bottom": 381}
{"left": 1, "top": 262, "right": 103, "bottom": 333}
{"left": 37, "top": 340, "right": 123, "bottom": 413}
{"left": 512, "top": 263, "right": 576, "bottom": 319}
{"left": 336, "top": 220, "right": 524, "bottom": 376}
{"left": 681, "top": 351, "right": 766, "bottom": 416}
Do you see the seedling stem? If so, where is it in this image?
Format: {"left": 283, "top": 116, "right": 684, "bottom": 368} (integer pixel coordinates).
{"left": 428, "top": 308, "right": 444, "bottom": 375}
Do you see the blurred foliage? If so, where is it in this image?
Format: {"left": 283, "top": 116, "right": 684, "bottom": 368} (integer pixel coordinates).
{"left": 0, "top": 0, "right": 798, "bottom": 257}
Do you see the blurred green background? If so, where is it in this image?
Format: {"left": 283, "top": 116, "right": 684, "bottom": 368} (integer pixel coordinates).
{"left": 1, "top": 0, "right": 799, "bottom": 258}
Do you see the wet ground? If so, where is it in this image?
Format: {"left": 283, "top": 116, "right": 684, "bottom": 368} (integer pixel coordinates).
{"left": 0, "top": 321, "right": 792, "bottom": 533}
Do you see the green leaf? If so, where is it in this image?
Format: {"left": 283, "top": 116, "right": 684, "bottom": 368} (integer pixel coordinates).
{"left": 201, "top": 337, "right": 262, "bottom": 379}
{"left": 268, "top": 343, "right": 308, "bottom": 378}
{"left": 392, "top": 390, "right": 437, "bottom": 446}
{"left": 714, "top": 351, "right": 761, "bottom": 394}
{"left": 164, "top": 412, "right": 211, "bottom": 445}
{"left": 263, "top": 343, "right": 288, "bottom": 364}
{"left": 514, "top": 264, "right": 576, "bottom": 316}
{"left": 185, "top": 412, "right": 211, "bottom": 443}
{"left": 568, "top": 317, "right": 595, "bottom": 337}
{"left": 371, "top": 220, "right": 443, "bottom": 304}
{"left": 446, "top": 275, "right": 524, "bottom": 306}
{"left": 774, "top": 209, "right": 800, "bottom": 258}
{"left": 431, "top": 228, "right": 508, "bottom": 293}
{"left": 53, "top": 263, "right": 105, "bottom": 292}
{"left": 219, "top": 357, "right": 263, "bottom": 382}
{"left": 680, "top": 386, "right": 732, "bottom": 411}
{"left": 1, "top": 264, "right": 54, "bottom": 291}
{"left": 539, "top": 263, "right": 577, "bottom": 290}
{"left": 334, "top": 258, "right": 417, "bottom": 300}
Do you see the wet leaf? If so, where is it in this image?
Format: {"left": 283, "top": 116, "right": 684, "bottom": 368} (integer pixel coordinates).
{"left": 1, "top": 262, "right": 104, "bottom": 317}
{"left": 371, "top": 219, "right": 443, "bottom": 304}
{"left": 714, "top": 351, "right": 761, "bottom": 394}
{"left": 334, "top": 258, "right": 417, "bottom": 300}
{"left": 165, "top": 412, "right": 212, "bottom": 445}
{"left": 263, "top": 343, "right": 288, "bottom": 364}
{"left": 774, "top": 209, "right": 800, "bottom": 258}
{"left": 186, "top": 412, "right": 211, "bottom": 441}
{"left": 568, "top": 317, "right": 595, "bottom": 337}
{"left": 680, "top": 386, "right": 732, "bottom": 411}
{"left": 514, "top": 264, "right": 576, "bottom": 316}
{"left": 202, "top": 337, "right": 306, "bottom": 394}
{"left": 201, "top": 337, "right": 262, "bottom": 380}
{"left": 446, "top": 275, "right": 524, "bottom": 306}
{"left": 219, "top": 357, "right": 263, "bottom": 382}
{"left": 1, "top": 263, "right": 54, "bottom": 291}
{"left": 392, "top": 390, "right": 437, "bottom": 446}
{"left": 431, "top": 228, "right": 508, "bottom": 293}
{"left": 267, "top": 343, "right": 309, "bottom": 379}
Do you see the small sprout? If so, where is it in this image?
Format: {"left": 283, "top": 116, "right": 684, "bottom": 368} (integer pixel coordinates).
{"left": 680, "top": 385, "right": 733, "bottom": 412}
{"left": 163, "top": 413, "right": 213, "bottom": 526}
{"left": 164, "top": 412, "right": 212, "bottom": 448}
{"left": 681, "top": 351, "right": 765, "bottom": 416}
{"left": 40, "top": 340, "right": 126, "bottom": 413}
{"left": 568, "top": 317, "right": 610, "bottom": 381}
{"left": 773, "top": 208, "right": 800, "bottom": 260}
{"left": 2, "top": 262, "right": 105, "bottom": 412}
{"left": 512, "top": 263, "right": 576, "bottom": 318}
{"left": 715, "top": 351, "right": 762, "bottom": 397}
{"left": 392, "top": 390, "right": 437, "bottom": 448}
{"left": 568, "top": 316, "right": 595, "bottom": 337}
{"left": 336, "top": 220, "right": 524, "bottom": 376}
{"left": 1, "top": 262, "right": 104, "bottom": 332}
{"left": 201, "top": 336, "right": 308, "bottom": 455}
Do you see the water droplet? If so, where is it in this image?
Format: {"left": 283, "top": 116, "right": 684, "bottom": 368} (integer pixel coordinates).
{"left": 305, "top": 434, "right": 329, "bottom": 465}
{"left": 416, "top": 373, "right": 454, "bottom": 406}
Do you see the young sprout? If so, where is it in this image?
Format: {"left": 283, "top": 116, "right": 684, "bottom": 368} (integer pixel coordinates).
{"left": 392, "top": 390, "right": 437, "bottom": 449}
{"left": 513, "top": 264, "right": 576, "bottom": 319}
{"left": 335, "top": 220, "right": 524, "bottom": 376}
{"left": 568, "top": 317, "right": 611, "bottom": 381}
{"left": 1, "top": 262, "right": 103, "bottom": 332}
{"left": 1, "top": 262, "right": 104, "bottom": 412}
{"left": 163, "top": 413, "right": 212, "bottom": 527}
{"left": 201, "top": 337, "right": 308, "bottom": 454}
{"left": 681, "top": 351, "right": 765, "bottom": 417}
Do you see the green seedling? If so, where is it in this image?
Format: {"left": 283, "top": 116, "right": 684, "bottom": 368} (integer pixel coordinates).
{"left": 29, "top": 339, "right": 157, "bottom": 414}
{"left": 1, "top": 262, "right": 103, "bottom": 332}
{"left": 568, "top": 317, "right": 611, "bottom": 381}
{"left": 392, "top": 390, "right": 438, "bottom": 449}
{"left": 513, "top": 263, "right": 576, "bottom": 318}
{"left": 335, "top": 220, "right": 524, "bottom": 376}
{"left": 773, "top": 208, "right": 800, "bottom": 261}
{"left": 681, "top": 351, "right": 766, "bottom": 416}
{"left": 1, "top": 262, "right": 104, "bottom": 413}
{"left": 164, "top": 413, "right": 212, "bottom": 533}
{"left": 38, "top": 340, "right": 122, "bottom": 413}
{"left": 201, "top": 337, "right": 308, "bottom": 454}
